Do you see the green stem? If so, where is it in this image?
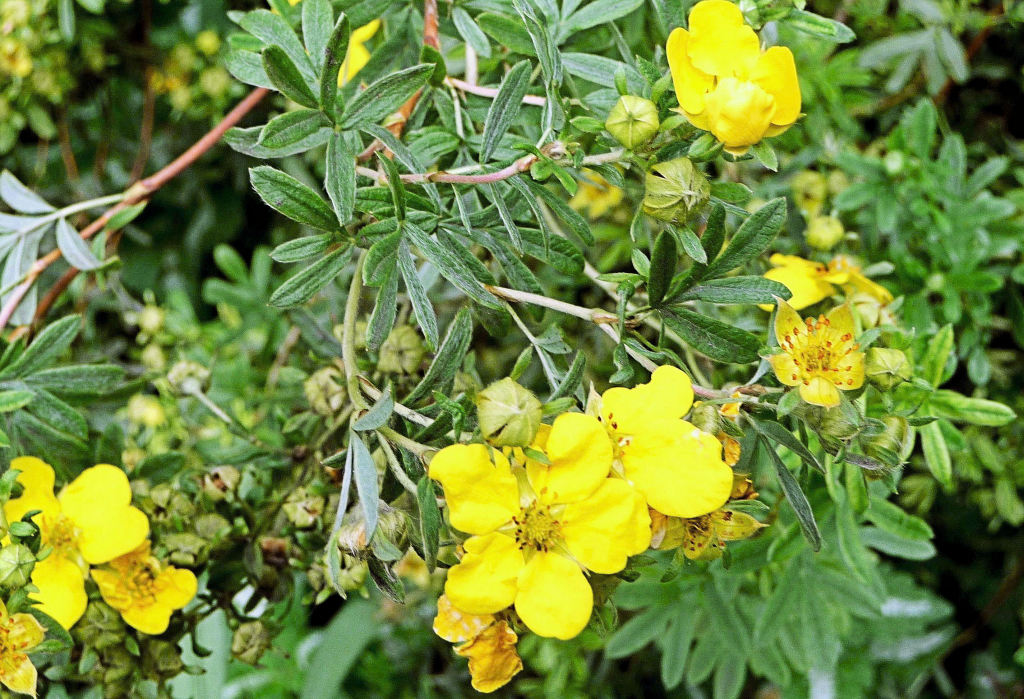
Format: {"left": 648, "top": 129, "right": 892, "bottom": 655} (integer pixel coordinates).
{"left": 376, "top": 432, "right": 419, "bottom": 495}
{"left": 378, "top": 425, "right": 434, "bottom": 460}
{"left": 342, "top": 251, "right": 369, "bottom": 411}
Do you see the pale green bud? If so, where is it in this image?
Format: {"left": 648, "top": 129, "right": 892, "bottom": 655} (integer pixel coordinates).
{"left": 642, "top": 157, "right": 710, "bottom": 224}
{"left": 0, "top": 544, "right": 35, "bottom": 588}
{"left": 605, "top": 96, "right": 660, "bottom": 150}
{"left": 805, "top": 215, "right": 845, "bottom": 251}
{"left": 476, "top": 377, "right": 542, "bottom": 447}
{"left": 865, "top": 348, "right": 912, "bottom": 391}
{"left": 377, "top": 325, "right": 425, "bottom": 374}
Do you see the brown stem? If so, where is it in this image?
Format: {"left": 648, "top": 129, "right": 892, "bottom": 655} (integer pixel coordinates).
{"left": 57, "top": 110, "right": 79, "bottom": 182}
{"left": 130, "top": 71, "right": 157, "bottom": 182}
{"left": 8, "top": 87, "right": 270, "bottom": 333}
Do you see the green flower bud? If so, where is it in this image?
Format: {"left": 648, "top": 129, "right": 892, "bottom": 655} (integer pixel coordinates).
{"left": 333, "top": 553, "right": 368, "bottom": 591}
{"left": 283, "top": 488, "right": 326, "bottom": 529}
{"left": 377, "top": 325, "right": 425, "bottom": 374}
{"left": 802, "top": 404, "right": 859, "bottom": 441}
{"left": 605, "top": 96, "right": 660, "bottom": 150}
{"left": 304, "top": 367, "right": 346, "bottom": 416}
{"left": 865, "top": 348, "right": 912, "bottom": 391}
{"left": 863, "top": 416, "right": 909, "bottom": 466}
{"left": 137, "top": 305, "right": 164, "bottom": 335}
{"left": 476, "top": 377, "right": 542, "bottom": 447}
{"left": 143, "top": 483, "right": 197, "bottom": 524}
{"left": 140, "top": 343, "right": 166, "bottom": 371}
{"left": 202, "top": 465, "right": 240, "bottom": 502}
{"left": 163, "top": 532, "right": 209, "bottom": 567}
{"left": 232, "top": 621, "right": 273, "bottom": 665}
{"left": 883, "top": 151, "right": 904, "bottom": 176}
{"left": 0, "top": 544, "right": 35, "bottom": 588}
{"left": 199, "top": 66, "right": 231, "bottom": 98}
{"left": 194, "top": 513, "right": 231, "bottom": 542}
{"left": 827, "top": 170, "right": 850, "bottom": 197}
{"left": 167, "top": 359, "right": 210, "bottom": 395}
{"left": 142, "top": 639, "right": 184, "bottom": 680}
{"left": 195, "top": 30, "right": 221, "bottom": 56}
{"left": 689, "top": 403, "right": 721, "bottom": 435}
{"left": 805, "top": 215, "right": 844, "bottom": 251}
{"left": 642, "top": 157, "right": 710, "bottom": 224}
{"left": 791, "top": 170, "right": 828, "bottom": 218}
{"left": 73, "top": 601, "right": 126, "bottom": 651}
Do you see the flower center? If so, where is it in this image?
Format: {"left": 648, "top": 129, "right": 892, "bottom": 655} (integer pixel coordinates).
{"left": 124, "top": 558, "right": 163, "bottom": 604}
{"left": 780, "top": 315, "right": 859, "bottom": 385}
{"left": 511, "top": 504, "right": 562, "bottom": 552}
{"left": 41, "top": 514, "right": 80, "bottom": 559}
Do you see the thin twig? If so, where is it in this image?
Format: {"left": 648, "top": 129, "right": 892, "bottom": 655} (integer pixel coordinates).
{"left": 486, "top": 284, "right": 618, "bottom": 323}
{"left": 446, "top": 77, "right": 547, "bottom": 106}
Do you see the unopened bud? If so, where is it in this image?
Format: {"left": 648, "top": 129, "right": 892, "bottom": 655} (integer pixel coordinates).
{"left": 605, "top": 96, "right": 660, "bottom": 150}
{"left": 167, "top": 360, "right": 210, "bottom": 395}
{"left": 0, "top": 544, "right": 35, "bottom": 588}
{"left": 202, "top": 465, "right": 240, "bottom": 501}
{"left": 137, "top": 306, "right": 165, "bottom": 335}
{"left": 377, "top": 326, "right": 425, "bottom": 374}
{"left": 163, "top": 532, "right": 209, "bottom": 567}
{"left": 805, "top": 215, "right": 844, "bottom": 251}
{"left": 74, "top": 602, "right": 125, "bottom": 651}
{"left": 827, "top": 170, "right": 850, "bottom": 197}
{"left": 803, "top": 404, "right": 859, "bottom": 440}
{"left": 476, "top": 378, "right": 542, "bottom": 447}
{"left": 791, "top": 170, "right": 828, "bottom": 218}
{"left": 194, "top": 513, "right": 231, "bottom": 542}
{"left": 689, "top": 403, "right": 720, "bottom": 435}
{"left": 304, "top": 367, "right": 346, "bottom": 416}
{"left": 127, "top": 394, "right": 165, "bottom": 428}
{"left": 283, "top": 488, "right": 326, "bottom": 528}
{"left": 865, "top": 348, "right": 912, "bottom": 391}
{"left": 232, "top": 621, "right": 273, "bottom": 665}
{"left": 141, "top": 343, "right": 166, "bottom": 371}
{"left": 143, "top": 639, "right": 184, "bottom": 679}
{"left": 642, "top": 157, "right": 710, "bottom": 224}
{"left": 195, "top": 30, "right": 221, "bottom": 56}
{"left": 863, "top": 416, "right": 909, "bottom": 465}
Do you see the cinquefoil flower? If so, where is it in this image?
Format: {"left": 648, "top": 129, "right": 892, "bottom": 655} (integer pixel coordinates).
{"left": 667, "top": 0, "right": 800, "bottom": 153}
{"left": 0, "top": 599, "right": 45, "bottom": 697}
{"left": 768, "top": 299, "right": 864, "bottom": 408}
{"left": 4, "top": 458, "right": 149, "bottom": 630}
{"left": 569, "top": 169, "right": 623, "bottom": 220}
{"left": 92, "top": 541, "right": 197, "bottom": 635}
{"left": 429, "top": 413, "right": 650, "bottom": 640}
{"left": 433, "top": 594, "right": 522, "bottom": 693}
{"left": 598, "top": 366, "right": 733, "bottom": 518}
{"left": 761, "top": 254, "right": 893, "bottom": 311}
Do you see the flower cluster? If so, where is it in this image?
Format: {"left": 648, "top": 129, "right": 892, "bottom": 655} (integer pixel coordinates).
{"left": 4, "top": 458, "right": 197, "bottom": 635}
{"left": 428, "top": 367, "right": 736, "bottom": 690}
{"left": 667, "top": 0, "right": 800, "bottom": 153}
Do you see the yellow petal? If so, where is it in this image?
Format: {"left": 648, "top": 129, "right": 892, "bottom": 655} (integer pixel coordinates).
{"left": 433, "top": 594, "right": 494, "bottom": 643}
{"left": 561, "top": 479, "right": 651, "bottom": 574}
{"left": 91, "top": 568, "right": 131, "bottom": 610}
{"left": 4, "top": 457, "right": 60, "bottom": 523}
{"left": 29, "top": 554, "right": 87, "bottom": 630}
{"left": 621, "top": 424, "right": 733, "bottom": 518}
{"left": 445, "top": 533, "right": 523, "bottom": 615}
{"left": 121, "top": 603, "right": 174, "bottom": 635}
{"left": 764, "top": 265, "right": 835, "bottom": 311}
{"left": 157, "top": 567, "right": 198, "bottom": 610}
{"left": 773, "top": 298, "right": 805, "bottom": 350}
{"left": 703, "top": 78, "right": 775, "bottom": 151}
{"left": 59, "top": 465, "right": 149, "bottom": 565}
{"left": 752, "top": 46, "right": 801, "bottom": 126}
{"left": 799, "top": 376, "right": 841, "bottom": 407}
{"left": 340, "top": 43, "right": 371, "bottom": 85}
{"left": 351, "top": 19, "right": 381, "bottom": 43}
{"left": 601, "top": 365, "right": 694, "bottom": 435}
{"left": 9, "top": 612, "right": 45, "bottom": 651}
{"left": 428, "top": 445, "right": 520, "bottom": 536}
{"left": 836, "top": 352, "right": 865, "bottom": 390}
{"left": 768, "top": 352, "right": 802, "bottom": 387}
{"left": 825, "top": 303, "right": 856, "bottom": 336}
{"left": 666, "top": 28, "right": 714, "bottom": 115}
{"left": 1, "top": 652, "right": 38, "bottom": 697}
{"left": 845, "top": 271, "right": 893, "bottom": 304}
{"left": 514, "top": 552, "right": 592, "bottom": 639}
{"left": 455, "top": 621, "right": 523, "bottom": 693}
{"left": 686, "top": 0, "right": 760, "bottom": 77}
{"left": 527, "top": 413, "right": 611, "bottom": 504}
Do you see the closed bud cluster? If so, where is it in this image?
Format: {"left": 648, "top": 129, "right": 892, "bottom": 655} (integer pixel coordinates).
{"left": 791, "top": 170, "right": 828, "bottom": 218}
{"left": 163, "top": 532, "right": 210, "bottom": 567}
{"left": 232, "top": 620, "right": 273, "bottom": 665}
{"left": 304, "top": 367, "right": 346, "bottom": 416}
{"left": 642, "top": 157, "right": 710, "bottom": 224}
{"left": 142, "top": 639, "right": 185, "bottom": 680}
{"left": 476, "top": 378, "right": 542, "bottom": 447}
{"left": 167, "top": 360, "right": 210, "bottom": 395}
{"left": 605, "top": 95, "right": 660, "bottom": 149}
{"left": 377, "top": 325, "right": 425, "bottom": 374}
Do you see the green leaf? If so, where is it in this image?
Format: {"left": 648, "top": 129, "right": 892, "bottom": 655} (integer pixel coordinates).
{"left": 920, "top": 420, "right": 952, "bottom": 488}
{"left": 349, "top": 430, "right": 379, "bottom": 539}
{"left": 452, "top": 7, "right": 491, "bottom": 58}
{"left": 258, "top": 109, "right": 328, "bottom": 149}
{"left": 25, "top": 365, "right": 124, "bottom": 395}
{"left": 647, "top": 230, "right": 676, "bottom": 307}
{"left": 28, "top": 608, "right": 74, "bottom": 654}
{"left": 661, "top": 309, "right": 760, "bottom": 363}
{"left": 523, "top": 178, "right": 593, "bottom": 245}
{"left": 749, "top": 418, "right": 823, "bottom": 474}
{"left": 675, "top": 276, "right": 790, "bottom": 305}
{"left": 403, "top": 222, "right": 499, "bottom": 309}
{"left": 0, "top": 171, "right": 53, "bottom": 214}
{"left": 104, "top": 202, "right": 147, "bottom": 231}
{"left": 865, "top": 497, "right": 933, "bottom": 540}
{"left": 58, "top": 0, "right": 75, "bottom": 40}
{"left": 269, "top": 247, "right": 349, "bottom": 307}
{"left": 927, "top": 389, "right": 1014, "bottom": 426}
{"left": 55, "top": 218, "right": 102, "bottom": 271}
{"left": 702, "top": 198, "right": 787, "bottom": 280}
{"left": 338, "top": 64, "right": 434, "bottom": 130}
{"left": 709, "top": 181, "right": 753, "bottom": 204}
{"left": 262, "top": 45, "right": 319, "bottom": 109}
{"left": 325, "top": 133, "right": 356, "bottom": 225}
{"left": 270, "top": 234, "right": 332, "bottom": 263}
{"left": 319, "top": 13, "right": 350, "bottom": 119}
{"left": 673, "top": 226, "right": 706, "bottom": 265}
{"left": 416, "top": 477, "right": 441, "bottom": 570}
{"left": 750, "top": 141, "right": 778, "bottom": 171}
{"left": 761, "top": 437, "right": 822, "bottom": 550}
{"left": 605, "top": 606, "right": 668, "bottom": 658}
{"left": 785, "top": 9, "right": 856, "bottom": 43}
{"left": 921, "top": 324, "right": 954, "bottom": 386}
{"left": 404, "top": 309, "right": 472, "bottom": 405}
{"left": 299, "top": 599, "right": 378, "bottom": 699}
{"left": 561, "top": 0, "right": 643, "bottom": 35}
{"left": 135, "top": 452, "right": 186, "bottom": 482}
{"left": 352, "top": 386, "right": 393, "bottom": 431}
{"left": 302, "top": 0, "right": 333, "bottom": 74}
{"left": 250, "top": 166, "right": 339, "bottom": 230}
{"left": 397, "top": 238, "right": 439, "bottom": 350}
{"left": 366, "top": 265, "right": 399, "bottom": 351}
{"left": 476, "top": 13, "right": 535, "bottom": 55}
{"left": 0, "top": 315, "right": 79, "bottom": 378}
{"left": 0, "top": 390, "right": 33, "bottom": 412}
{"left": 225, "top": 50, "right": 273, "bottom": 89}
{"left": 488, "top": 183, "right": 524, "bottom": 252}
{"left": 659, "top": 605, "right": 698, "bottom": 689}
{"left": 377, "top": 154, "right": 406, "bottom": 221}
{"left": 480, "top": 61, "right": 533, "bottom": 162}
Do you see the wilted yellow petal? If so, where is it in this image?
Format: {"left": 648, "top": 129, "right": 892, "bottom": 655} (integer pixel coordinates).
{"left": 455, "top": 621, "right": 523, "bottom": 693}
{"left": 429, "top": 445, "right": 520, "bottom": 535}
{"left": 773, "top": 297, "right": 806, "bottom": 346}
{"left": 433, "top": 594, "right": 494, "bottom": 643}
{"left": 445, "top": 533, "right": 523, "bottom": 615}
{"left": 1, "top": 652, "right": 38, "bottom": 697}
{"left": 514, "top": 552, "right": 592, "bottom": 639}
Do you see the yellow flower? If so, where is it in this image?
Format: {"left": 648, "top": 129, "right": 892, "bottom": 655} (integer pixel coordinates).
{"left": 429, "top": 413, "right": 650, "bottom": 640}
{"left": 679, "top": 508, "right": 765, "bottom": 560}
{"left": 598, "top": 366, "right": 733, "bottom": 518}
{"left": 433, "top": 594, "right": 523, "bottom": 693}
{"left": 91, "top": 541, "right": 197, "bottom": 635}
{"left": 761, "top": 254, "right": 893, "bottom": 311}
{"left": 666, "top": 0, "right": 800, "bottom": 154}
{"left": 0, "top": 38, "right": 32, "bottom": 79}
{"left": 767, "top": 300, "right": 865, "bottom": 408}
{"left": 4, "top": 458, "right": 149, "bottom": 630}
{"left": 0, "top": 599, "right": 45, "bottom": 697}
{"left": 569, "top": 169, "right": 624, "bottom": 220}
